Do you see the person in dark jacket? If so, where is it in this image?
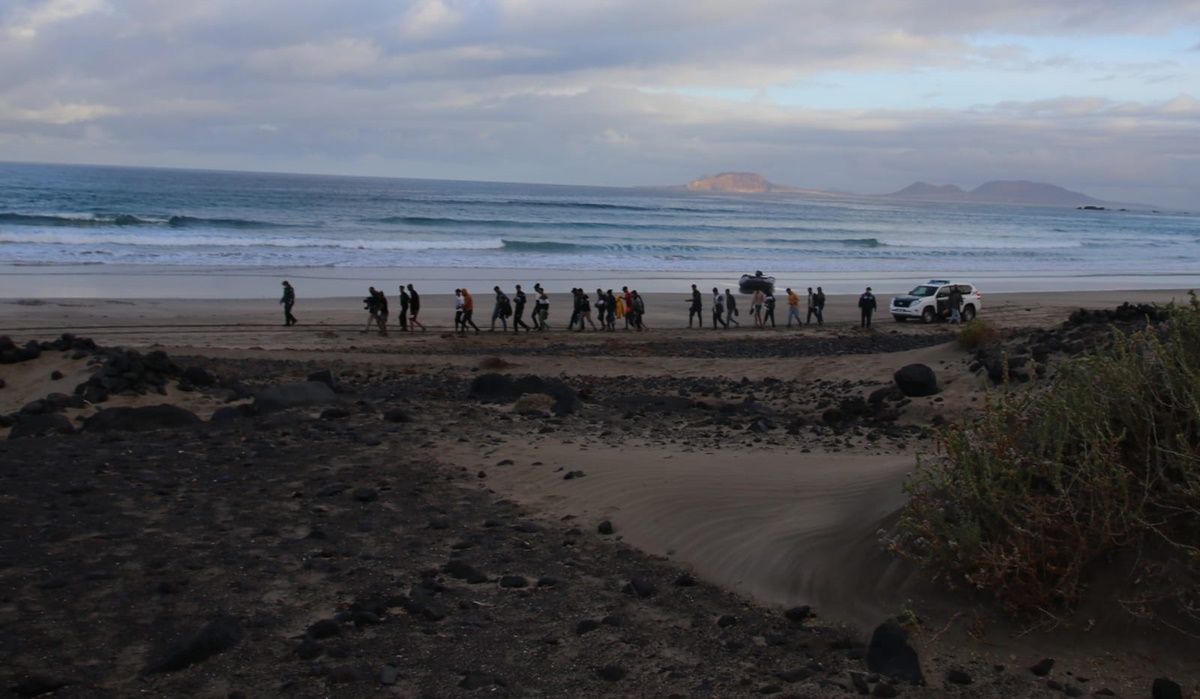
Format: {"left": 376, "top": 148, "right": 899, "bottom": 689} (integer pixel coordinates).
{"left": 858, "top": 287, "right": 877, "bottom": 328}
{"left": 948, "top": 286, "right": 964, "bottom": 324}
{"left": 724, "top": 289, "right": 740, "bottom": 326}
{"left": 814, "top": 286, "right": 825, "bottom": 326}
{"left": 512, "top": 284, "right": 530, "bottom": 332}
{"left": 631, "top": 290, "right": 646, "bottom": 331}
{"left": 763, "top": 291, "right": 776, "bottom": 328}
{"left": 397, "top": 284, "right": 410, "bottom": 331}
{"left": 688, "top": 284, "right": 703, "bottom": 328}
{"left": 280, "top": 280, "right": 296, "bottom": 326}
{"left": 407, "top": 284, "right": 426, "bottom": 331}
{"left": 490, "top": 286, "right": 511, "bottom": 331}
{"left": 605, "top": 289, "right": 617, "bottom": 330}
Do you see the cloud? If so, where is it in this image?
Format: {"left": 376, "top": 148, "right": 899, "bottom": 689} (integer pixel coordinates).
{"left": 3, "top": 0, "right": 108, "bottom": 39}
{"left": 0, "top": 1, "right": 1198, "bottom": 206}
{"left": 247, "top": 38, "right": 382, "bottom": 79}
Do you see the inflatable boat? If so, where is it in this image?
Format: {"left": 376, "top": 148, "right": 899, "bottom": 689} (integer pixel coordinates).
{"left": 738, "top": 272, "right": 775, "bottom": 294}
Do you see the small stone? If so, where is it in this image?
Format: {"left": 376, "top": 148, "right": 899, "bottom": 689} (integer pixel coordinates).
{"left": 379, "top": 665, "right": 399, "bottom": 686}
{"left": 295, "top": 638, "right": 323, "bottom": 660}
{"left": 673, "top": 573, "right": 697, "bottom": 587}
{"left": 597, "top": 520, "right": 614, "bottom": 535}
{"left": 1152, "top": 678, "right": 1183, "bottom": 699}
{"left": 575, "top": 619, "right": 600, "bottom": 635}
{"left": 946, "top": 669, "right": 972, "bottom": 685}
{"left": 596, "top": 665, "right": 626, "bottom": 682}
{"left": 499, "top": 575, "right": 528, "bottom": 588}
{"left": 352, "top": 487, "right": 378, "bottom": 502}
{"left": 1030, "top": 658, "right": 1055, "bottom": 677}
{"left": 784, "top": 605, "right": 812, "bottom": 622}
{"left": 625, "top": 576, "right": 656, "bottom": 598}
{"left": 717, "top": 614, "right": 737, "bottom": 628}
{"left": 306, "top": 619, "right": 341, "bottom": 639}
{"left": 850, "top": 671, "right": 870, "bottom": 695}
{"left": 872, "top": 681, "right": 898, "bottom": 698}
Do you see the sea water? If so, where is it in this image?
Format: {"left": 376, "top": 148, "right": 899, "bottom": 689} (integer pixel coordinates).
{"left": 2, "top": 161, "right": 1198, "bottom": 281}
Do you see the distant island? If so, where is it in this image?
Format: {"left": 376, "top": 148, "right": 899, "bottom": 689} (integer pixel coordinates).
{"left": 685, "top": 172, "right": 778, "bottom": 193}
{"left": 882, "top": 180, "right": 1108, "bottom": 207}
{"left": 674, "top": 173, "right": 1137, "bottom": 208}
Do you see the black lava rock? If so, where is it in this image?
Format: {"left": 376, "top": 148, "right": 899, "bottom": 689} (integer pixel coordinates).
{"left": 865, "top": 619, "right": 924, "bottom": 684}
{"left": 82, "top": 404, "right": 201, "bottom": 433}
{"left": 893, "top": 364, "right": 938, "bottom": 397}
{"left": 142, "top": 614, "right": 243, "bottom": 675}
{"left": 1152, "top": 678, "right": 1183, "bottom": 699}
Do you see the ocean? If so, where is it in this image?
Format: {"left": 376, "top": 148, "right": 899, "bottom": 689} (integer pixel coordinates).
{"left": 2, "top": 161, "right": 1198, "bottom": 291}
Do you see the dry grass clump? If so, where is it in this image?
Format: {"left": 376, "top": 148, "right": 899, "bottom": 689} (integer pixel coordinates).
{"left": 890, "top": 293, "right": 1200, "bottom": 619}
{"left": 956, "top": 318, "right": 999, "bottom": 350}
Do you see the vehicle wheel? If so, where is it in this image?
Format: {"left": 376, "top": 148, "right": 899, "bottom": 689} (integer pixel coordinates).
{"left": 961, "top": 305, "right": 976, "bottom": 322}
{"left": 893, "top": 315, "right": 907, "bottom": 323}
{"left": 921, "top": 307, "right": 936, "bottom": 324}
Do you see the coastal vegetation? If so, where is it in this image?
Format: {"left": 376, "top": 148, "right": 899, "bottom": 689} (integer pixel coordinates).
{"left": 894, "top": 294, "right": 1200, "bottom": 623}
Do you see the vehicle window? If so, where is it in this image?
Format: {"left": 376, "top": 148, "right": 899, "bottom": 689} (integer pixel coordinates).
{"left": 936, "top": 286, "right": 950, "bottom": 297}
{"left": 908, "top": 285, "right": 937, "bottom": 297}
{"left": 956, "top": 285, "right": 972, "bottom": 294}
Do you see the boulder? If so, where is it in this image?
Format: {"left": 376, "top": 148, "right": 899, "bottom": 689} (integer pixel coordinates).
{"left": 9, "top": 413, "right": 75, "bottom": 440}
{"left": 469, "top": 373, "right": 581, "bottom": 416}
{"left": 83, "top": 405, "right": 201, "bottom": 433}
{"left": 142, "top": 614, "right": 242, "bottom": 675}
{"left": 866, "top": 619, "right": 924, "bottom": 684}
{"left": 253, "top": 381, "right": 337, "bottom": 413}
{"left": 892, "top": 364, "right": 938, "bottom": 397}
{"left": 307, "top": 369, "right": 337, "bottom": 389}
{"left": 181, "top": 366, "right": 216, "bottom": 387}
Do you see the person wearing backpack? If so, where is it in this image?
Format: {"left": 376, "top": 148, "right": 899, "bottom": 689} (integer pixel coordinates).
{"left": 490, "top": 285, "right": 511, "bottom": 332}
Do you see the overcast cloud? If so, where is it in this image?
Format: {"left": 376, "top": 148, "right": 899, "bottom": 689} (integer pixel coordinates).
{"left": 1, "top": 0, "right": 1198, "bottom": 206}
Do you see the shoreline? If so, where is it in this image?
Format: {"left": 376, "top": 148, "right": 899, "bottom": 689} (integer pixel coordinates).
{"left": 2, "top": 263, "right": 1199, "bottom": 298}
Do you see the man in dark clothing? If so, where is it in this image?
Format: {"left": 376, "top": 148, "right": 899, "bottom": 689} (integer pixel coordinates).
{"left": 814, "top": 287, "right": 825, "bottom": 325}
{"left": 858, "top": 287, "right": 877, "bottom": 328}
{"left": 406, "top": 284, "right": 426, "bottom": 331}
{"left": 280, "top": 280, "right": 296, "bottom": 326}
{"left": 512, "top": 284, "right": 530, "bottom": 332}
{"left": 397, "top": 285, "right": 410, "bottom": 331}
{"left": 490, "top": 286, "right": 511, "bottom": 331}
{"left": 631, "top": 291, "right": 646, "bottom": 331}
{"left": 764, "top": 292, "right": 776, "bottom": 328}
{"left": 948, "top": 286, "right": 964, "bottom": 324}
{"left": 605, "top": 289, "right": 617, "bottom": 330}
{"left": 806, "top": 287, "right": 819, "bottom": 325}
{"left": 724, "top": 289, "right": 740, "bottom": 326}
{"left": 688, "top": 284, "right": 703, "bottom": 328}
{"left": 568, "top": 289, "right": 582, "bottom": 330}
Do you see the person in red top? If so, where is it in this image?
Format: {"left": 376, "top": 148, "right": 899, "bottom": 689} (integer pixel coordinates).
{"left": 622, "top": 287, "right": 634, "bottom": 330}
{"left": 461, "top": 288, "right": 480, "bottom": 334}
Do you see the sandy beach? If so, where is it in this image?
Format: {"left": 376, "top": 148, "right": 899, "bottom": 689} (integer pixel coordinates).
{"left": 2, "top": 286, "right": 1198, "bottom": 696}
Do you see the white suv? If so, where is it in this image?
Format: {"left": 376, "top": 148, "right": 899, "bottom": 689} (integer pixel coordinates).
{"left": 890, "top": 280, "right": 982, "bottom": 323}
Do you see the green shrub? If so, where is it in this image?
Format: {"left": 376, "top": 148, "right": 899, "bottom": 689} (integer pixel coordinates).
{"left": 891, "top": 293, "right": 1200, "bottom": 616}
{"left": 956, "top": 318, "right": 999, "bottom": 351}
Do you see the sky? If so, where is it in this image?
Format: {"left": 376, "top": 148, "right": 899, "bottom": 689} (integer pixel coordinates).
{"left": 1, "top": 0, "right": 1198, "bottom": 207}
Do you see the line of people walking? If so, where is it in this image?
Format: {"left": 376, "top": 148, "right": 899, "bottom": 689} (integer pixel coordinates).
{"left": 281, "top": 280, "right": 880, "bottom": 334}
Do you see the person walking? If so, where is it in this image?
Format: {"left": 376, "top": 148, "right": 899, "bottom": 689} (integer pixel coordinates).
{"left": 806, "top": 287, "right": 819, "bottom": 325}
{"left": 461, "top": 287, "right": 480, "bottom": 334}
{"left": 567, "top": 289, "right": 582, "bottom": 331}
{"left": 373, "top": 287, "right": 389, "bottom": 336}
{"left": 724, "top": 289, "right": 740, "bottom": 326}
{"left": 490, "top": 285, "right": 511, "bottom": 331}
{"left": 614, "top": 291, "right": 626, "bottom": 327}
{"left": 631, "top": 290, "right": 646, "bottom": 331}
{"left": 712, "top": 287, "right": 727, "bottom": 329}
{"left": 752, "top": 288, "right": 765, "bottom": 328}
{"left": 688, "top": 284, "right": 704, "bottom": 328}
{"left": 578, "top": 292, "right": 598, "bottom": 331}
{"left": 763, "top": 291, "right": 776, "bottom": 328}
{"left": 594, "top": 288, "right": 608, "bottom": 330}
{"left": 397, "top": 284, "right": 410, "bottom": 332}
{"left": 453, "top": 289, "right": 465, "bottom": 333}
{"left": 949, "top": 285, "right": 964, "bottom": 324}
{"left": 813, "top": 286, "right": 825, "bottom": 326}
{"left": 512, "top": 284, "right": 531, "bottom": 332}
{"left": 280, "top": 280, "right": 297, "bottom": 326}
{"left": 858, "top": 286, "right": 878, "bottom": 328}
{"left": 407, "top": 284, "right": 426, "bottom": 331}
{"left": 535, "top": 289, "right": 550, "bottom": 330}
{"left": 786, "top": 287, "right": 802, "bottom": 327}
{"left": 622, "top": 287, "right": 634, "bottom": 330}
{"left": 605, "top": 289, "right": 617, "bottom": 330}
